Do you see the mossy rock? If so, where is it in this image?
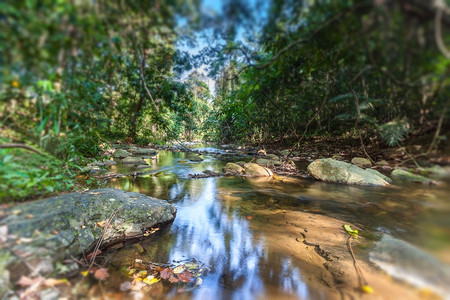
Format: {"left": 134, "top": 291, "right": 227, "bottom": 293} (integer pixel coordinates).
{"left": 307, "top": 158, "right": 389, "bottom": 187}
{"left": 223, "top": 162, "right": 245, "bottom": 175}
{"left": 351, "top": 157, "right": 372, "bottom": 168}
{"left": 391, "top": 169, "right": 435, "bottom": 184}
{"left": 0, "top": 188, "right": 176, "bottom": 293}
{"left": 113, "top": 149, "right": 131, "bottom": 158}
{"left": 129, "top": 148, "right": 158, "bottom": 156}
{"left": 243, "top": 163, "right": 273, "bottom": 176}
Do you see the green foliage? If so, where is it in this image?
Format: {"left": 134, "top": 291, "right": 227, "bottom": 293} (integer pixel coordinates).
{"left": 0, "top": 148, "right": 77, "bottom": 202}
{"left": 208, "top": 0, "right": 449, "bottom": 145}
{"left": 378, "top": 119, "right": 410, "bottom": 147}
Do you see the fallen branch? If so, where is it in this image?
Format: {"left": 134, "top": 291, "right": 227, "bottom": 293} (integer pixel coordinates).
{"left": 0, "top": 144, "right": 45, "bottom": 156}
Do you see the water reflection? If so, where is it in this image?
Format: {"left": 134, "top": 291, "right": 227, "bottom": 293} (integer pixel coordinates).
{"left": 106, "top": 149, "right": 450, "bottom": 299}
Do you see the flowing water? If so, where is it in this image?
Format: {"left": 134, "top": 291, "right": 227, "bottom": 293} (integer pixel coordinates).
{"left": 98, "top": 145, "right": 450, "bottom": 299}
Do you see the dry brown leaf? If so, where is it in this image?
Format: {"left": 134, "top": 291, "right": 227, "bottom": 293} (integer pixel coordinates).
{"left": 16, "top": 275, "right": 44, "bottom": 287}
{"left": 94, "top": 268, "right": 109, "bottom": 280}
{"left": 96, "top": 220, "right": 106, "bottom": 228}
{"left": 86, "top": 249, "right": 102, "bottom": 260}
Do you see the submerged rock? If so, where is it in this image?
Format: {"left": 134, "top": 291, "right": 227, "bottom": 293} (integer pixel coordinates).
{"left": 0, "top": 188, "right": 176, "bottom": 292}
{"left": 307, "top": 158, "right": 389, "bottom": 186}
{"left": 370, "top": 234, "right": 450, "bottom": 299}
{"left": 113, "top": 149, "right": 131, "bottom": 158}
{"left": 391, "top": 169, "right": 435, "bottom": 184}
{"left": 243, "top": 163, "right": 273, "bottom": 176}
{"left": 351, "top": 157, "right": 371, "bottom": 168}
{"left": 223, "top": 162, "right": 245, "bottom": 175}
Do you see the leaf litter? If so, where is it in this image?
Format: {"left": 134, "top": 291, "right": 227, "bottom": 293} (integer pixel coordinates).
{"left": 120, "top": 258, "right": 208, "bottom": 292}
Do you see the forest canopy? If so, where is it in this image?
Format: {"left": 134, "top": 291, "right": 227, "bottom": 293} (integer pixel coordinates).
{"left": 1, "top": 0, "right": 449, "bottom": 199}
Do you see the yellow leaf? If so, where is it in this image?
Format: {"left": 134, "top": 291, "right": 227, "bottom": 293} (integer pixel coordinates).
{"left": 272, "top": 174, "right": 279, "bottom": 180}
{"left": 11, "top": 80, "right": 20, "bottom": 88}
{"left": 179, "top": 160, "right": 187, "bottom": 164}
{"left": 137, "top": 270, "right": 147, "bottom": 278}
{"left": 128, "top": 268, "right": 136, "bottom": 275}
{"left": 143, "top": 276, "right": 160, "bottom": 285}
{"left": 81, "top": 271, "right": 89, "bottom": 277}
{"left": 361, "top": 285, "right": 374, "bottom": 293}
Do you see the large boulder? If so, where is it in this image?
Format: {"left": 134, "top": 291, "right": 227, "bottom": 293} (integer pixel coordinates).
{"left": 307, "top": 158, "right": 389, "bottom": 187}
{"left": 0, "top": 188, "right": 176, "bottom": 290}
{"left": 365, "top": 168, "right": 392, "bottom": 183}
{"left": 113, "top": 149, "right": 131, "bottom": 158}
{"left": 223, "top": 162, "right": 245, "bottom": 175}
{"left": 351, "top": 157, "right": 372, "bottom": 168}
{"left": 243, "top": 163, "right": 273, "bottom": 176}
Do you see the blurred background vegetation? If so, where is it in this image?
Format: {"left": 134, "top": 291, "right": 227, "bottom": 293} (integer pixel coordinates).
{"left": 1, "top": 0, "right": 449, "bottom": 201}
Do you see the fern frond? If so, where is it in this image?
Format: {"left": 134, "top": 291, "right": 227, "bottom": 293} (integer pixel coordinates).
{"left": 378, "top": 118, "right": 409, "bottom": 146}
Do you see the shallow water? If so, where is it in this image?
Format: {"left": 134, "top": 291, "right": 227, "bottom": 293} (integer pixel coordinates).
{"left": 101, "top": 146, "right": 450, "bottom": 299}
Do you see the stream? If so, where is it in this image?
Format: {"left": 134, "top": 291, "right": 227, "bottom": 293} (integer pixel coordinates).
{"left": 93, "top": 145, "right": 450, "bottom": 299}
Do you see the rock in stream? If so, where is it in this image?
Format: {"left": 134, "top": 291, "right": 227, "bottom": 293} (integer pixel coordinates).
{"left": 0, "top": 188, "right": 176, "bottom": 296}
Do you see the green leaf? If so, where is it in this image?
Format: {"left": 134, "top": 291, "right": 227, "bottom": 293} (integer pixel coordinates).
{"left": 344, "top": 224, "right": 358, "bottom": 237}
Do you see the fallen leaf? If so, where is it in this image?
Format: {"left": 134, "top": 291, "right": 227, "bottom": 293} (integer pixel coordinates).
{"left": 128, "top": 268, "right": 136, "bottom": 275}
{"left": 176, "top": 271, "right": 193, "bottom": 283}
{"left": 96, "top": 220, "right": 106, "bottom": 228}
{"left": 137, "top": 270, "right": 147, "bottom": 278}
{"left": 173, "top": 265, "right": 185, "bottom": 274}
{"left": 12, "top": 210, "right": 22, "bottom": 215}
{"left": 25, "top": 214, "right": 33, "bottom": 219}
{"left": 179, "top": 160, "right": 187, "bottom": 164}
{"left": 16, "top": 276, "right": 44, "bottom": 287}
{"left": 86, "top": 249, "right": 102, "bottom": 260}
{"left": 52, "top": 229, "right": 59, "bottom": 235}
{"left": 80, "top": 271, "right": 89, "bottom": 277}
{"left": 160, "top": 268, "right": 173, "bottom": 280}
{"left": 246, "top": 216, "right": 253, "bottom": 220}
{"left": 143, "top": 276, "right": 160, "bottom": 285}
{"left": 168, "top": 274, "right": 179, "bottom": 283}
{"left": 94, "top": 268, "right": 109, "bottom": 280}
{"left": 361, "top": 285, "right": 374, "bottom": 293}
{"left": 44, "top": 278, "right": 70, "bottom": 287}
{"left": 184, "top": 262, "right": 198, "bottom": 270}
{"left": 344, "top": 224, "right": 358, "bottom": 237}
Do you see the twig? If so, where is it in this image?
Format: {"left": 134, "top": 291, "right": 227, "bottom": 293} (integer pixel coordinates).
{"left": 347, "top": 235, "right": 367, "bottom": 288}
{"left": 88, "top": 209, "right": 120, "bottom": 271}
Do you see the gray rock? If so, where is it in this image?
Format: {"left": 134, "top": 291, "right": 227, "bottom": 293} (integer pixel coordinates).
{"left": 88, "top": 161, "right": 105, "bottom": 167}
{"left": 104, "top": 160, "right": 117, "bottom": 166}
{"left": 235, "top": 161, "right": 246, "bottom": 167}
{"left": 376, "top": 160, "right": 389, "bottom": 167}
{"left": 223, "top": 163, "right": 245, "bottom": 175}
{"left": 243, "top": 163, "right": 273, "bottom": 176}
{"left": 129, "top": 148, "right": 158, "bottom": 156}
{"left": 351, "top": 157, "right": 372, "bottom": 168}
{"left": 365, "top": 168, "right": 392, "bottom": 183}
{"left": 307, "top": 158, "right": 389, "bottom": 187}
{"left": 113, "top": 149, "right": 131, "bottom": 158}
{"left": 0, "top": 188, "right": 175, "bottom": 289}
{"left": 121, "top": 156, "right": 146, "bottom": 165}
{"left": 391, "top": 169, "right": 435, "bottom": 184}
